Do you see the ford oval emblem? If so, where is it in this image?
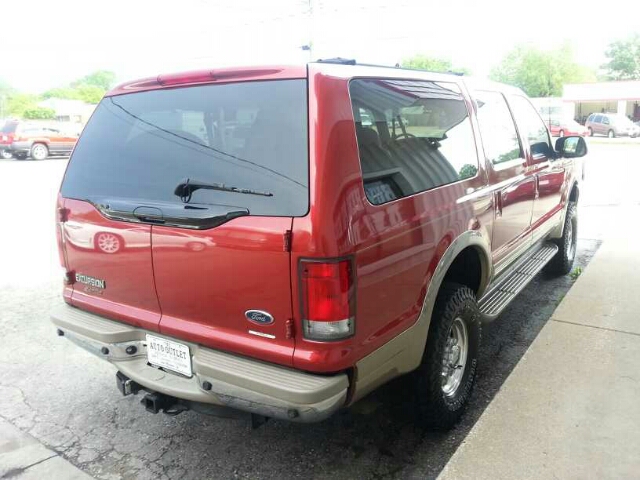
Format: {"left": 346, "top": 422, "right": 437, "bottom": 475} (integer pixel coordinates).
{"left": 245, "top": 310, "right": 274, "bottom": 325}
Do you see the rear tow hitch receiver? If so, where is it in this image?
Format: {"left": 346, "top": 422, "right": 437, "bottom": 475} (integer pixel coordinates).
{"left": 140, "top": 392, "right": 189, "bottom": 416}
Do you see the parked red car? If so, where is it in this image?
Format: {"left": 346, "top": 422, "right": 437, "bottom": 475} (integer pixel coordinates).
{"left": 546, "top": 117, "right": 589, "bottom": 137}
{"left": 51, "top": 61, "right": 586, "bottom": 429}
{"left": 0, "top": 121, "right": 78, "bottom": 160}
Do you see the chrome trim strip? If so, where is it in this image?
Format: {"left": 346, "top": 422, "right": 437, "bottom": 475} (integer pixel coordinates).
{"left": 248, "top": 330, "right": 276, "bottom": 339}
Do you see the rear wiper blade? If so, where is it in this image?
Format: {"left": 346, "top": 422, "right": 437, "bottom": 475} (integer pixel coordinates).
{"left": 175, "top": 178, "right": 273, "bottom": 203}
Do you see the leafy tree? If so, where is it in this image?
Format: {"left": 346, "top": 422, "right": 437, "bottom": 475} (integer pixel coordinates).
{"left": 23, "top": 107, "right": 56, "bottom": 120}
{"left": 42, "top": 70, "right": 115, "bottom": 105}
{"left": 41, "top": 87, "right": 81, "bottom": 100}
{"left": 602, "top": 34, "right": 640, "bottom": 80}
{"left": 71, "top": 70, "right": 116, "bottom": 90}
{"left": 491, "top": 44, "right": 595, "bottom": 97}
{"left": 6, "top": 93, "right": 39, "bottom": 118}
{"left": 75, "top": 84, "right": 106, "bottom": 104}
{"left": 402, "top": 55, "right": 470, "bottom": 74}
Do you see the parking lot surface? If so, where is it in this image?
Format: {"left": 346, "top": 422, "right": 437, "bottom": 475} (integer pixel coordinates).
{"left": 0, "top": 142, "right": 635, "bottom": 479}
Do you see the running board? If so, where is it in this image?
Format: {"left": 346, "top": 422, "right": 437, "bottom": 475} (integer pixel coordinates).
{"left": 479, "top": 243, "right": 558, "bottom": 321}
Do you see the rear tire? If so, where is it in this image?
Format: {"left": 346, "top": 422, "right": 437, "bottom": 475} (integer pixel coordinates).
{"left": 588, "top": 127, "right": 593, "bottom": 137}
{"left": 30, "top": 143, "right": 48, "bottom": 160}
{"left": 413, "top": 283, "right": 481, "bottom": 430}
{"left": 546, "top": 202, "right": 577, "bottom": 276}
{"left": 1, "top": 150, "right": 12, "bottom": 159}
{"left": 608, "top": 129, "right": 615, "bottom": 139}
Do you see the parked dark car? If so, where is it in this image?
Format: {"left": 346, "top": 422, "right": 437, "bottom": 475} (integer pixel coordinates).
{"left": 51, "top": 62, "right": 587, "bottom": 429}
{"left": 0, "top": 121, "right": 79, "bottom": 160}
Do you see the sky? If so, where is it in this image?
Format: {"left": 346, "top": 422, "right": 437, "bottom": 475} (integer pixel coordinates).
{"left": 2, "top": 0, "right": 640, "bottom": 93}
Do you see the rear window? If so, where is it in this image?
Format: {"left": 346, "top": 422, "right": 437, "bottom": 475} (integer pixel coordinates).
{"left": 1, "top": 122, "right": 17, "bottom": 134}
{"left": 61, "top": 80, "right": 309, "bottom": 217}
{"left": 349, "top": 78, "right": 478, "bottom": 205}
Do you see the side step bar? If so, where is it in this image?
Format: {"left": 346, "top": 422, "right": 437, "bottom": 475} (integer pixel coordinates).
{"left": 479, "top": 243, "right": 558, "bottom": 321}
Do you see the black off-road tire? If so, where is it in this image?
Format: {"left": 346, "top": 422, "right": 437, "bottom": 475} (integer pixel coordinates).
{"left": 413, "top": 282, "right": 481, "bottom": 430}
{"left": 546, "top": 202, "right": 578, "bottom": 276}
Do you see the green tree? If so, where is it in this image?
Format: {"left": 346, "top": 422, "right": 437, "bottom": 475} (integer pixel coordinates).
{"left": 75, "top": 84, "right": 106, "bottom": 104}
{"left": 6, "top": 93, "right": 39, "bottom": 118}
{"left": 0, "top": 79, "right": 14, "bottom": 118}
{"left": 23, "top": 107, "right": 56, "bottom": 120}
{"left": 41, "top": 87, "right": 81, "bottom": 100}
{"left": 491, "top": 44, "right": 595, "bottom": 97}
{"left": 401, "top": 55, "right": 470, "bottom": 74}
{"left": 602, "top": 34, "right": 640, "bottom": 80}
{"left": 71, "top": 70, "right": 116, "bottom": 90}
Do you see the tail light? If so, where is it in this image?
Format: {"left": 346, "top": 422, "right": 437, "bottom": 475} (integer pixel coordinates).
{"left": 300, "top": 258, "right": 355, "bottom": 341}
{"left": 56, "top": 206, "right": 70, "bottom": 278}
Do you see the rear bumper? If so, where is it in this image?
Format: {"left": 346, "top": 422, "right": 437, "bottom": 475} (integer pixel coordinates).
{"left": 51, "top": 303, "right": 349, "bottom": 422}
{"left": 10, "top": 141, "right": 32, "bottom": 153}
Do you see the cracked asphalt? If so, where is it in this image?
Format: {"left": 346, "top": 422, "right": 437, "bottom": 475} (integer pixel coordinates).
{"left": 2, "top": 142, "right": 633, "bottom": 479}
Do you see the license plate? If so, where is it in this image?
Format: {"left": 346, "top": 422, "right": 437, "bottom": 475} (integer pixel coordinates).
{"left": 146, "top": 334, "right": 192, "bottom": 377}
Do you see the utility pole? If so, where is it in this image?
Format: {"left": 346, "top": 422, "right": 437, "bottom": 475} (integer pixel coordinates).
{"left": 301, "top": 0, "right": 314, "bottom": 61}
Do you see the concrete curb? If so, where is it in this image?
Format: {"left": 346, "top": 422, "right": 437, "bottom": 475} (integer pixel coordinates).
{"left": 0, "top": 417, "right": 93, "bottom": 479}
{"left": 585, "top": 137, "right": 640, "bottom": 145}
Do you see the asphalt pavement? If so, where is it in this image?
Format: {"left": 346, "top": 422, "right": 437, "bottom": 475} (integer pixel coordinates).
{"left": 0, "top": 142, "right": 633, "bottom": 479}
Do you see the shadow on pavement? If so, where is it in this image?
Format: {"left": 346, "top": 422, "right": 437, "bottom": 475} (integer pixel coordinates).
{"left": 106, "top": 238, "right": 600, "bottom": 480}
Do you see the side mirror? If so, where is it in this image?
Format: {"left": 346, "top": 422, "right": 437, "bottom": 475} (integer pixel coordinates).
{"left": 555, "top": 136, "right": 587, "bottom": 158}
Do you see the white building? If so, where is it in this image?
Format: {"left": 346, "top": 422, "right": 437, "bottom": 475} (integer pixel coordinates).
{"left": 37, "top": 98, "right": 96, "bottom": 124}
{"left": 563, "top": 81, "right": 640, "bottom": 123}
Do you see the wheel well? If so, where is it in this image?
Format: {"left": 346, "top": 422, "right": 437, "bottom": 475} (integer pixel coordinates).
{"left": 441, "top": 247, "right": 483, "bottom": 295}
{"left": 569, "top": 183, "right": 579, "bottom": 203}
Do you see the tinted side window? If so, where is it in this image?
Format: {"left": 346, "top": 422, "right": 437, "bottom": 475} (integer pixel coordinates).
{"left": 474, "top": 90, "right": 522, "bottom": 165}
{"left": 594, "top": 115, "right": 603, "bottom": 123}
{"left": 602, "top": 116, "right": 610, "bottom": 125}
{"left": 349, "top": 79, "right": 478, "bottom": 205}
{"left": 508, "top": 95, "right": 552, "bottom": 157}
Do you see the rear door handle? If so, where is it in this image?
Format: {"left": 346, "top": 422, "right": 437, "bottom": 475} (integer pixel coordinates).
{"left": 133, "top": 206, "right": 165, "bottom": 224}
{"left": 495, "top": 191, "right": 503, "bottom": 218}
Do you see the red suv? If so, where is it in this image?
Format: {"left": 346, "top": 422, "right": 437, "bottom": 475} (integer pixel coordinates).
{"left": 51, "top": 61, "right": 587, "bottom": 428}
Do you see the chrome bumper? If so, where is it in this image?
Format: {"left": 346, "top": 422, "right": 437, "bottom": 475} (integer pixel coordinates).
{"left": 51, "top": 304, "right": 348, "bottom": 422}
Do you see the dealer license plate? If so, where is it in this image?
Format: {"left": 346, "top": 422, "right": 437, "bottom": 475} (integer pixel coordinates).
{"left": 146, "top": 334, "right": 192, "bottom": 377}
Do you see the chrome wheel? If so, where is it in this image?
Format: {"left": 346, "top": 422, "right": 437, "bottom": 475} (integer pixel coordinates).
{"left": 441, "top": 317, "right": 469, "bottom": 397}
{"left": 1, "top": 149, "right": 12, "bottom": 159}
{"left": 96, "top": 233, "right": 121, "bottom": 253}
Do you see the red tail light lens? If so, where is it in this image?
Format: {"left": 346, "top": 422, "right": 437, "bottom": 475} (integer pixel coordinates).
{"left": 300, "top": 258, "right": 355, "bottom": 341}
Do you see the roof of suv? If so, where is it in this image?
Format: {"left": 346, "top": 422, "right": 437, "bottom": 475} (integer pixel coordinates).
{"left": 106, "top": 65, "right": 307, "bottom": 97}
{"left": 106, "top": 62, "right": 526, "bottom": 98}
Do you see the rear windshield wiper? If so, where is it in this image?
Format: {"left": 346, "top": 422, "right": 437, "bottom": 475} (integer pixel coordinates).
{"left": 174, "top": 178, "right": 273, "bottom": 203}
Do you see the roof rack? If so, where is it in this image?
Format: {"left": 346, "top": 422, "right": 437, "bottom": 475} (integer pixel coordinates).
{"left": 316, "top": 57, "right": 356, "bottom": 65}
{"left": 313, "top": 58, "right": 464, "bottom": 76}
